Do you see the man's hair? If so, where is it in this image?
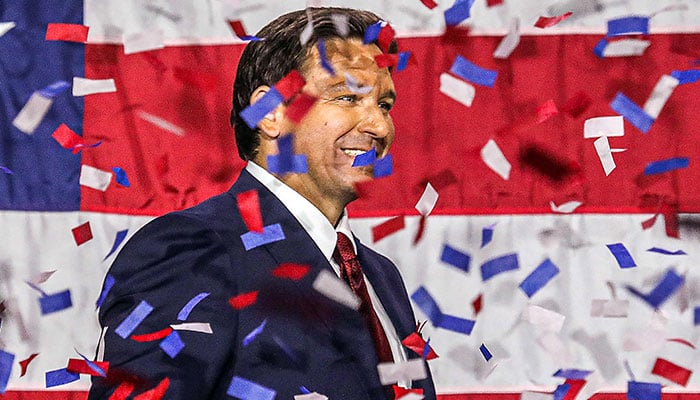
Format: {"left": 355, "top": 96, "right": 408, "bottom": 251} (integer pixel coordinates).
{"left": 230, "top": 7, "right": 396, "bottom": 161}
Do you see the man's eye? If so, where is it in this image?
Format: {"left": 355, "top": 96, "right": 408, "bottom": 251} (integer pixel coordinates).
{"left": 379, "top": 101, "right": 394, "bottom": 112}
{"left": 336, "top": 95, "right": 356, "bottom": 102}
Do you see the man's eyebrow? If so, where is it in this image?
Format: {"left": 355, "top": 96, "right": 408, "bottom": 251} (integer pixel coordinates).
{"left": 381, "top": 90, "right": 397, "bottom": 102}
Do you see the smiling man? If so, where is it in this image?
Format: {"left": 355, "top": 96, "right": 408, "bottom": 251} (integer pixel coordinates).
{"left": 90, "top": 7, "right": 435, "bottom": 400}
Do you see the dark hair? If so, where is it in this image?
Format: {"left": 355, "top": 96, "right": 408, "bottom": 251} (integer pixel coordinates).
{"left": 230, "top": 7, "right": 396, "bottom": 161}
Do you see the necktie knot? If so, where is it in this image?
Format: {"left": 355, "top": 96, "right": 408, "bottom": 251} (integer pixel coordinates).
{"left": 335, "top": 232, "right": 356, "bottom": 263}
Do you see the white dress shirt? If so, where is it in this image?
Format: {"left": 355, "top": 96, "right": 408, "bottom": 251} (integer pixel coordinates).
{"left": 245, "top": 162, "right": 409, "bottom": 375}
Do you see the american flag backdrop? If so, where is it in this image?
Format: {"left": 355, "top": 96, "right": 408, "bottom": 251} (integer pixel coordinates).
{"left": 0, "top": 0, "right": 699, "bottom": 399}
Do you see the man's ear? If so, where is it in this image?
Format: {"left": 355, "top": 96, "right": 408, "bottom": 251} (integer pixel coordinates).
{"left": 250, "top": 85, "right": 286, "bottom": 139}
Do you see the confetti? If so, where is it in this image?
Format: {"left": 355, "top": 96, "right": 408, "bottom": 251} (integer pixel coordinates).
{"left": 371, "top": 215, "right": 405, "bottom": 242}
{"left": 402, "top": 332, "right": 438, "bottom": 360}
{"left": 449, "top": 55, "right": 497, "bottom": 87}
{"left": 66, "top": 358, "right": 108, "bottom": 377}
{"left": 440, "top": 244, "right": 471, "bottom": 273}
{"left": 439, "top": 72, "right": 475, "bottom": 107}
{"left": 377, "top": 359, "right": 427, "bottom": 385}
{"left": 373, "top": 154, "right": 393, "bottom": 178}
{"left": 237, "top": 190, "right": 264, "bottom": 233}
{"left": 411, "top": 287, "right": 475, "bottom": 335}
{"left": 242, "top": 319, "right": 267, "bottom": 346}
{"left": 72, "top": 221, "right": 93, "bottom": 245}
{"left": 377, "top": 24, "right": 395, "bottom": 53}
{"left": 481, "top": 139, "right": 511, "bottom": 180}
{"left": 344, "top": 73, "right": 373, "bottom": 94}
{"left": 0, "top": 22, "right": 16, "bottom": 38}
{"left": 52, "top": 124, "right": 84, "bottom": 152}
{"left": 549, "top": 200, "right": 583, "bottom": 213}
{"left": 584, "top": 116, "right": 624, "bottom": 138}
{"left": 131, "top": 327, "right": 173, "bottom": 342}
{"left": 519, "top": 258, "right": 559, "bottom": 297}
{"left": 552, "top": 383, "right": 571, "bottom": 400}
{"left": 536, "top": 99, "right": 558, "bottom": 123}
{"left": 493, "top": 18, "right": 520, "bottom": 59}
{"left": 227, "top": 376, "right": 276, "bottom": 400}
{"left": 522, "top": 304, "right": 565, "bottom": 333}
{"left": 176, "top": 292, "right": 210, "bottom": 321}
{"left": 30, "top": 270, "right": 56, "bottom": 285}
{"left": 397, "top": 52, "right": 411, "bottom": 72}
{"left": 240, "top": 87, "right": 284, "bottom": 129}
{"left": 38, "top": 80, "right": 71, "bottom": 98}
{"left": 643, "top": 75, "right": 679, "bottom": 119}
{"left": 420, "top": 0, "right": 438, "bottom": 9}
{"left": 299, "top": 10, "right": 314, "bottom": 46}
{"left": 0, "top": 350, "right": 12, "bottom": 393}
{"left": 651, "top": 358, "right": 691, "bottom": 386}
{"left": 695, "top": 307, "right": 700, "bottom": 325}
{"left": 607, "top": 16, "right": 649, "bottom": 36}
{"left": 72, "top": 77, "right": 116, "bottom": 96}
{"left": 274, "top": 70, "right": 306, "bottom": 100}
{"left": 593, "top": 136, "right": 618, "bottom": 176}
{"left": 626, "top": 268, "right": 684, "bottom": 309}
{"left": 363, "top": 21, "right": 382, "bottom": 44}
{"left": 227, "top": 20, "right": 261, "bottom": 41}
{"left": 481, "top": 224, "right": 495, "bottom": 247}
{"left": 374, "top": 54, "right": 400, "bottom": 69}
{"left": 295, "top": 393, "right": 329, "bottom": 400}
{"left": 110, "top": 381, "right": 135, "bottom": 400}
{"left": 627, "top": 381, "right": 661, "bottom": 400}
{"left": 96, "top": 274, "right": 115, "bottom": 308}
{"left": 671, "top": 69, "right": 700, "bottom": 85}
{"left": 352, "top": 147, "right": 376, "bottom": 167}
{"left": 104, "top": 229, "right": 128, "bottom": 260}
{"left": 80, "top": 164, "right": 112, "bottom": 192}
{"left": 444, "top": 0, "right": 474, "bottom": 27}
{"left": 563, "top": 91, "right": 592, "bottom": 117}
{"left": 228, "top": 291, "right": 259, "bottom": 310}
{"left": 596, "top": 39, "right": 651, "bottom": 58}
{"left": 0, "top": 166, "right": 12, "bottom": 174}
{"left": 415, "top": 183, "right": 439, "bottom": 216}
{"left": 12, "top": 92, "right": 53, "bottom": 134}
{"left": 313, "top": 270, "right": 360, "bottom": 309}
{"left": 39, "top": 290, "right": 72, "bottom": 314}
{"left": 267, "top": 135, "right": 308, "bottom": 175}
{"left": 610, "top": 92, "right": 654, "bottom": 133}
{"left": 45, "top": 368, "right": 80, "bottom": 388}
{"left": 160, "top": 330, "right": 185, "bottom": 358}
{"left": 644, "top": 157, "right": 689, "bottom": 175}
{"left": 554, "top": 369, "right": 592, "bottom": 380}
{"left": 137, "top": 110, "right": 185, "bottom": 136}
{"left": 272, "top": 263, "right": 310, "bottom": 281}
{"left": 134, "top": 377, "right": 170, "bottom": 400}
{"left": 123, "top": 29, "right": 165, "bottom": 55}
{"left": 45, "top": 23, "right": 89, "bottom": 43}
{"left": 240, "top": 223, "right": 286, "bottom": 251}
{"left": 647, "top": 247, "right": 686, "bottom": 255}
{"left": 115, "top": 300, "right": 154, "bottom": 339}
{"left": 534, "top": 12, "right": 573, "bottom": 28}
{"left": 606, "top": 243, "right": 636, "bottom": 268}
{"left": 331, "top": 13, "right": 349, "bottom": 37}
{"left": 285, "top": 92, "right": 318, "bottom": 124}
{"left": 590, "top": 299, "right": 628, "bottom": 317}
{"left": 19, "top": 353, "right": 39, "bottom": 377}
{"left": 480, "top": 253, "right": 519, "bottom": 281}
{"left": 317, "top": 39, "right": 335, "bottom": 76}
{"left": 472, "top": 294, "right": 483, "bottom": 316}
{"left": 479, "top": 344, "right": 492, "bottom": 361}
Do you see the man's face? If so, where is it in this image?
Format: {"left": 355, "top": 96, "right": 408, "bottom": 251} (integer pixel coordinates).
{"left": 280, "top": 37, "right": 396, "bottom": 214}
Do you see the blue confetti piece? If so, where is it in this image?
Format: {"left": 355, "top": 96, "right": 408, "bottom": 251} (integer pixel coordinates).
{"left": 627, "top": 381, "right": 661, "bottom": 400}
{"left": 439, "top": 313, "right": 475, "bottom": 335}
{"left": 177, "top": 292, "right": 210, "bottom": 321}
{"left": 299, "top": 386, "right": 312, "bottom": 394}
{"left": 480, "top": 253, "right": 519, "bottom": 281}
{"left": 554, "top": 369, "right": 593, "bottom": 380}
{"left": 267, "top": 134, "right": 308, "bottom": 174}
{"left": 607, "top": 243, "right": 637, "bottom": 269}
{"left": 240, "top": 223, "right": 286, "bottom": 251}
{"left": 646, "top": 247, "right": 686, "bottom": 256}
{"left": 95, "top": 274, "right": 115, "bottom": 309}
{"left": 694, "top": 306, "right": 700, "bottom": 326}
{"left": 449, "top": 55, "right": 497, "bottom": 87}
{"left": 240, "top": 87, "right": 284, "bottom": 129}
{"left": 626, "top": 268, "right": 684, "bottom": 309}
{"left": 610, "top": 92, "right": 654, "bottom": 133}
{"left": 103, "top": 229, "right": 128, "bottom": 261}
{"left": 607, "top": 16, "right": 649, "bottom": 37}
{"left": 643, "top": 157, "right": 689, "bottom": 175}
{"left": 242, "top": 319, "right": 267, "bottom": 346}
{"left": 519, "top": 258, "right": 560, "bottom": 298}
{"left": 0, "top": 350, "right": 14, "bottom": 394}
{"left": 38, "top": 80, "right": 71, "bottom": 98}
{"left": 397, "top": 52, "right": 410, "bottom": 72}
{"left": 351, "top": 147, "right": 376, "bottom": 167}
{"left": 115, "top": 300, "right": 154, "bottom": 339}
{"left": 671, "top": 69, "right": 700, "bottom": 85}
{"left": 553, "top": 383, "right": 571, "bottom": 400}
{"left": 422, "top": 338, "right": 432, "bottom": 360}
{"left": 227, "top": 376, "right": 276, "bottom": 400}
{"left": 410, "top": 286, "right": 444, "bottom": 325}
{"left": 444, "top": 0, "right": 474, "bottom": 26}
{"left": 39, "top": 290, "right": 72, "bottom": 315}
{"left": 593, "top": 38, "right": 609, "bottom": 58}
{"left": 481, "top": 226, "right": 494, "bottom": 248}
{"left": 373, "top": 154, "right": 393, "bottom": 177}
{"left": 160, "top": 330, "right": 185, "bottom": 358}
{"left": 317, "top": 39, "right": 335, "bottom": 76}
{"left": 363, "top": 21, "right": 382, "bottom": 44}
{"left": 479, "top": 343, "right": 492, "bottom": 361}
{"left": 45, "top": 368, "right": 80, "bottom": 388}
{"left": 76, "top": 350, "right": 107, "bottom": 377}
{"left": 0, "top": 166, "right": 12, "bottom": 175}
{"left": 440, "top": 244, "right": 471, "bottom": 273}
{"left": 111, "top": 167, "right": 130, "bottom": 187}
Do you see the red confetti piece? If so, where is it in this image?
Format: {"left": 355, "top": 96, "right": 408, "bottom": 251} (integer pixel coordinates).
{"left": 562, "top": 91, "right": 592, "bottom": 118}
{"left": 227, "top": 20, "right": 251, "bottom": 40}
{"left": 374, "top": 54, "right": 399, "bottom": 68}
{"left": 66, "top": 358, "right": 110, "bottom": 376}
{"left": 667, "top": 338, "right": 696, "bottom": 349}
{"left": 236, "top": 190, "right": 264, "bottom": 233}
{"left": 651, "top": 358, "right": 692, "bottom": 386}
{"left": 19, "top": 353, "right": 39, "bottom": 377}
{"left": 109, "top": 381, "right": 135, "bottom": 400}
{"left": 420, "top": 0, "right": 438, "bottom": 9}
{"left": 536, "top": 99, "right": 559, "bottom": 123}
{"left": 562, "top": 379, "right": 586, "bottom": 400}
{"left": 377, "top": 24, "right": 396, "bottom": 53}
{"left": 472, "top": 293, "right": 483, "bottom": 316}
{"left": 371, "top": 215, "right": 405, "bottom": 243}
{"left": 285, "top": 92, "right": 317, "bottom": 124}
{"left": 486, "top": 0, "right": 504, "bottom": 6}
{"left": 413, "top": 215, "right": 427, "bottom": 245}
{"left": 274, "top": 70, "right": 306, "bottom": 100}
{"left": 662, "top": 205, "right": 679, "bottom": 238}
{"left": 641, "top": 213, "right": 659, "bottom": 230}
{"left": 131, "top": 327, "right": 173, "bottom": 342}
{"left": 45, "top": 23, "right": 89, "bottom": 43}
{"left": 52, "top": 124, "right": 84, "bottom": 153}
{"left": 393, "top": 385, "right": 424, "bottom": 399}
{"left": 133, "top": 377, "right": 170, "bottom": 400}
{"left": 272, "top": 263, "right": 310, "bottom": 281}
{"left": 401, "top": 332, "right": 439, "bottom": 360}
{"left": 228, "top": 291, "right": 259, "bottom": 310}
{"left": 534, "top": 12, "right": 573, "bottom": 28}
{"left": 72, "top": 221, "right": 93, "bottom": 246}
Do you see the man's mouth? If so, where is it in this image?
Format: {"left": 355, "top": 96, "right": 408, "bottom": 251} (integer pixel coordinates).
{"left": 341, "top": 148, "right": 370, "bottom": 157}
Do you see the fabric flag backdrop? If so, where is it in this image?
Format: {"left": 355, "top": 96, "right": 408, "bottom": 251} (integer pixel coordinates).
{"left": 0, "top": 0, "right": 699, "bottom": 399}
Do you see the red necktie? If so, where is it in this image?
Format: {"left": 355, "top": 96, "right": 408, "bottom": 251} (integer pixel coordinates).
{"left": 334, "top": 233, "right": 395, "bottom": 365}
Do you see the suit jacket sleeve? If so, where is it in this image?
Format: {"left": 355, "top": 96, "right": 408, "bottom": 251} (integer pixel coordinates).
{"left": 88, "top": 213, "right": 239, "bottom": 399}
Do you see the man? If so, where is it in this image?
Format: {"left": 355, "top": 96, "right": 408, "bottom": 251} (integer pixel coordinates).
{"left": 89, "top": 7, "right": 435, "bottom": 399}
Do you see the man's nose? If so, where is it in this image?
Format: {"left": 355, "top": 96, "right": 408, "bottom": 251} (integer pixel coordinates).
{"left": 356, "top": 105, "right": 392, "bottom": 139}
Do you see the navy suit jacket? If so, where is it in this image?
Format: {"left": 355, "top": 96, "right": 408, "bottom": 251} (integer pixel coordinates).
{"left": 89, "top": 170, "right": 436, "bottom": 399}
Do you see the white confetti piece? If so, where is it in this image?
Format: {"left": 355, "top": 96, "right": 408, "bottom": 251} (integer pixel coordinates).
{"left": 415, "top": 183, "right": 439, "bottom": 216}
{"left": 377, "top": 359, "right": 427, "bottom": 385}
{"left": 12, "top": 92, "right": 53, "bottom": 134}
{"left": 79, "top": 165, "right": 112, "bottom": 192}
{"left": 312, "top": 269, "right": 360, "bottom": 310}
{"left": 72, "top": 77, "right": 117, "bottom": 96}
{"left": 643, "top": 74, "right": 679, "bottom": 119}
{"left": 480, "top": 139, "right": 511, "bottom": 180}
{"left": 138, "top": 110, "right": 185, "bottom": 136}
{"left": 602, "top": 39, "right": 651, "bottom": 57}
{"left": 493, "top": 18, "right": 520, "bottom": 59}
{"left": 439, "top": 72, "right": 475, "bottom": 107}
{"left": 549, "top": 200, "right": 582, "bottom": 213}
{"left": 170, "top": 322, "right": 213, "bottom": 334}
{"left": 584, "top": 116, "right": 624, "bottom": 138}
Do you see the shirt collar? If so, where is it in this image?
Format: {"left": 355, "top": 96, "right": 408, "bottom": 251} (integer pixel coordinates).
{"left": 245, "top": 161, "right": 355, "bottom": 260}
